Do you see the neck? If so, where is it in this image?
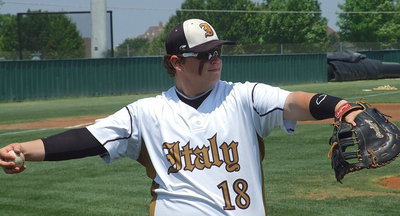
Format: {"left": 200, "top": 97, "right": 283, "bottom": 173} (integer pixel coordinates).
{"left": 176, "top": 87, "right": 213, "bottom": 99}
{"left": 175, "top": 80, "right": 217, "bottom": 97}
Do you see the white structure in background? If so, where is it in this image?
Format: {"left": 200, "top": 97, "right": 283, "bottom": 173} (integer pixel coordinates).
{"left": 91, "top": 0, "right": 107, "bottom": 58}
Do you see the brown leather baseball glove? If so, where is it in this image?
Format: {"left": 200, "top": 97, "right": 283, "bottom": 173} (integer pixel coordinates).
{"left": 328, "top": 101, "right": 400, "bottom": 183}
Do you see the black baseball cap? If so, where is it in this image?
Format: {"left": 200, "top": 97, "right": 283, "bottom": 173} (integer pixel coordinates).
{"left": 165, "top": 19, "right": 235, "bottom": 55}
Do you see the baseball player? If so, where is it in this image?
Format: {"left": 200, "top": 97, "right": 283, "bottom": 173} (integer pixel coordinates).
{"left": 0, "top": 19, "right": 361, "bottom": 216}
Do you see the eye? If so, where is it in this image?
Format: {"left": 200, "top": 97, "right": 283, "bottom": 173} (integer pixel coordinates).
{"left": 207, "top": 49, "right": 220, "bottom": 60}
{"left": 196, "top": 52, "right": 210, "bottom": 60}
{"left": 195, "top": 47, "right": 222, "bottom": 61}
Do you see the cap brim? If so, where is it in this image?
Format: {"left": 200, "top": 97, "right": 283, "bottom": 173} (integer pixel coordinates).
{"left": 186, "top": 40, "right": 235, "bottom": 53}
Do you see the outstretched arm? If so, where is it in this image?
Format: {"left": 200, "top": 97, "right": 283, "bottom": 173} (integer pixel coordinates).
{"left": 0, "top": 128, "right": 106, "bottom": 174}
{"left": 283, "top": 91, "right": 361, "bottom": 125}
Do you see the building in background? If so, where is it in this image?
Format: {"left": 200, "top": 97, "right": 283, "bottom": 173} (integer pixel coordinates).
{"left": 137, "top": 22, "right": 164, "bottom": 41}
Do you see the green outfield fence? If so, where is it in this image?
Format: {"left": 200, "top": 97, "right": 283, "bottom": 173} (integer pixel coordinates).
{"left": 0, "top": 50, "right": 399, "bottom": 102}
{"left": 358, "top": 50, "right": 400, "bottom": 63}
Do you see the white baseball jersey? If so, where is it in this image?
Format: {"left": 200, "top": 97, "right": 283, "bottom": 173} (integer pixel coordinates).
{"left": 87, "top": 80, "right": 296, "bottom": 216}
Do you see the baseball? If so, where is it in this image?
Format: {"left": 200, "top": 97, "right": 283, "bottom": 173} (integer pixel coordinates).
{"left": 8, "top": 150, "right": 25, "bottom": 168}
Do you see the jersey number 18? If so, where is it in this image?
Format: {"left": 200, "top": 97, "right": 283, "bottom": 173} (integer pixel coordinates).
{"left": 217, "top": 178, "right": 251, "bottom": 210}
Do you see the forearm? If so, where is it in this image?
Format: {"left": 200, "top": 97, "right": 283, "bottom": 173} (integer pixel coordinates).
{"left": 284, "top": 92, "right": 348, "bottom": 121}
{"left": 2, "top": 128, "right": 105, "bottom": 162}
{"left": 42, "top": 128, "right": 107, "bottom": 161}
{"left": 283, "top": 91, "right": 314, "bottom": 120}
{"left": 1, "top": 128, "right": 107, "bottom": 174}
{"left": 18, "top": 139, "right": 46, "bottom": 161}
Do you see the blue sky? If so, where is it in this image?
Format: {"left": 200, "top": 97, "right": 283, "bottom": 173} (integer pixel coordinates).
{"left": 0, "top": 0, "right": 344, "bottom": 47}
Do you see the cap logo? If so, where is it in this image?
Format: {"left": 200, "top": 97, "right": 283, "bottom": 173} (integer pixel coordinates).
{"left": 179, "top": 45, "right": 187, "bottom": 51}
{"left": 199, "top": 23, "right": 214, "bottom": 38}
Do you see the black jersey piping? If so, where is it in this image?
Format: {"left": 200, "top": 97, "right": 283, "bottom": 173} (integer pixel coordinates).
{"left": 102, "top": 106, "right": 133, "bottom": 145}
{"left": 251, "top": 83, "right": 284, "bottom": 117}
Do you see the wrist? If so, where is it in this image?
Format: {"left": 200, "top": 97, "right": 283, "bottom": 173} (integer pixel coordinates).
{"left": 335, "top": 102, "right": 351, "bottom": 119}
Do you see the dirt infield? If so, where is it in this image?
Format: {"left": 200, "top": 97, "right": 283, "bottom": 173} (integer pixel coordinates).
{"left": 296, "top": 186, "right": 400, "bottom": 201}
{"left": 0, "top": 115, "right": 108, "bottom": 130}
{"left": 380, "top": 176, "right": 400, "bottom": 189}
{"left": 0, "top": 103, "right": 398, "bottom": 130}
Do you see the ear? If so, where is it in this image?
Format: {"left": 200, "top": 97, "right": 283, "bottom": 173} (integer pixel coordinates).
{"left": 170, "top": 55, "right": 184, "bottom": 71}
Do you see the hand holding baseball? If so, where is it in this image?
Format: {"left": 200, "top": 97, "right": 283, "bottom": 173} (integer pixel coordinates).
{"left": 8, "top": 150, "right": 25, "bottom": 168}
{"left": 0, "top": 144, "right": 26, "bottom": 174}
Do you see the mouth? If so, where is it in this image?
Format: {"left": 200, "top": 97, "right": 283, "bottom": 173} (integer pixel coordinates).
{"left": 208, "top": 68, "right": 221, "bottom": 72}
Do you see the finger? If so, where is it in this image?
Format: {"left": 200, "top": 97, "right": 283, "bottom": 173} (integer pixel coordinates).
{"left": 3, "top": 166, "right": 21, "bottom": 174}
{"left": 346, "top": 117, "right": 357, "bottom": 126}
{"left": 3, "top": 167, "right": 14, "bottom": 174}
{"left": 18, "top": 165, "right": 26, "bottom": 173}
{"left": 1, "top": 144, "right": 17, "bottom": 152}
{"left": 0, "top": 144, "right": 20, "bottom": 161}
{"left": 12, "top": 146, "right": 22, "bottom": 154}
{"left": 0, "top": 160, "right": 17, "bottom": 169}
{"left": 0, "top": 152, "right": 15, "bottom": 162}
{"left": 0, "top": 147, "right": 18, "bottom": 171}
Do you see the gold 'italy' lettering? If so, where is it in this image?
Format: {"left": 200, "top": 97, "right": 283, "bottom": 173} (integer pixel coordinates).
{"left": 162, "top": 133, "right": 240, "bottom": 174}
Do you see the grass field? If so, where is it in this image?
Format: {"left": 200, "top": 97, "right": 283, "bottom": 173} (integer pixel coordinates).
{"left": 0, "top": 79, "right": 399, "bottom": 216}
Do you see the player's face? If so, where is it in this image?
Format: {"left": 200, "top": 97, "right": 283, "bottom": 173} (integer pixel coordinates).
{"left": 181, "top": 47, "right": 222, "bottom": 83}
{"left": 172, "top": 46, "right": 223, "bottom": 96}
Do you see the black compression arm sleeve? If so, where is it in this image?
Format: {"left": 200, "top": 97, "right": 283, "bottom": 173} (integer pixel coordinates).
{"left": 42, "top": 128, "right": 107, "bottom": 161}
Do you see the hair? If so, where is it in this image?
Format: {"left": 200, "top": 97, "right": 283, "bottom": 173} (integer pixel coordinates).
{"left": 162, "top": 54, "right": 185, "bottom": 77}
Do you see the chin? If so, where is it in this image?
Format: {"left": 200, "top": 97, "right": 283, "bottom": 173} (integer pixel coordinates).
{"left": 210, "top": 74, "right": 221, "bottom": 83}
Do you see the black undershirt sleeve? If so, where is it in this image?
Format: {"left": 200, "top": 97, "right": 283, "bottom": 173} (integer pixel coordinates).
{"left": 42, "top": 128, "right": 107, "bottom": 161}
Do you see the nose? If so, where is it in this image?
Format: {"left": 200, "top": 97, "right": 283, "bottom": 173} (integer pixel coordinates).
{"left": 209, "top": 53, "right": 221, "bottom": 64}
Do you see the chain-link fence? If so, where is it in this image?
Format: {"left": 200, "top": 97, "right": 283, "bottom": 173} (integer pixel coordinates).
{"left": 113, "top": 42, "right": 400, "bottom": 57}
{"left": 2, "top": 42, "right": 400, "bottom": 60}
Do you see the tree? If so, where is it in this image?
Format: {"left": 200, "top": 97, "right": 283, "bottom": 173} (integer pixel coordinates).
{"left": 17, "top": 10, "right": 85, "bottom": 59}
{"left": 147, "top": 0, "right": 265, "bottom": 55}
{"left": 178, "top": 0, "right": 264, "bottom": 45}
{"left": 147, "top": 0, "right": 329, "bottom": 54}
{"left": 261, "top": 0, "right": 328, "bottom": 45}
{"left": 114, "top": 38, "right": 150, "bottom": 57}
{"left": 0, "top": 14, "right": 19, "bottom": 59}
{"left": 337, "top": 0, "right": 400, "bottom": 46}
{"left": 2, "top": 10, "right": 87, "bottom": 60}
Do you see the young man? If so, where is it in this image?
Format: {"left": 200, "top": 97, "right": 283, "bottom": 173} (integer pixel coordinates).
{"left": 0, "top": 19, "right": 360, "bottom": 215}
